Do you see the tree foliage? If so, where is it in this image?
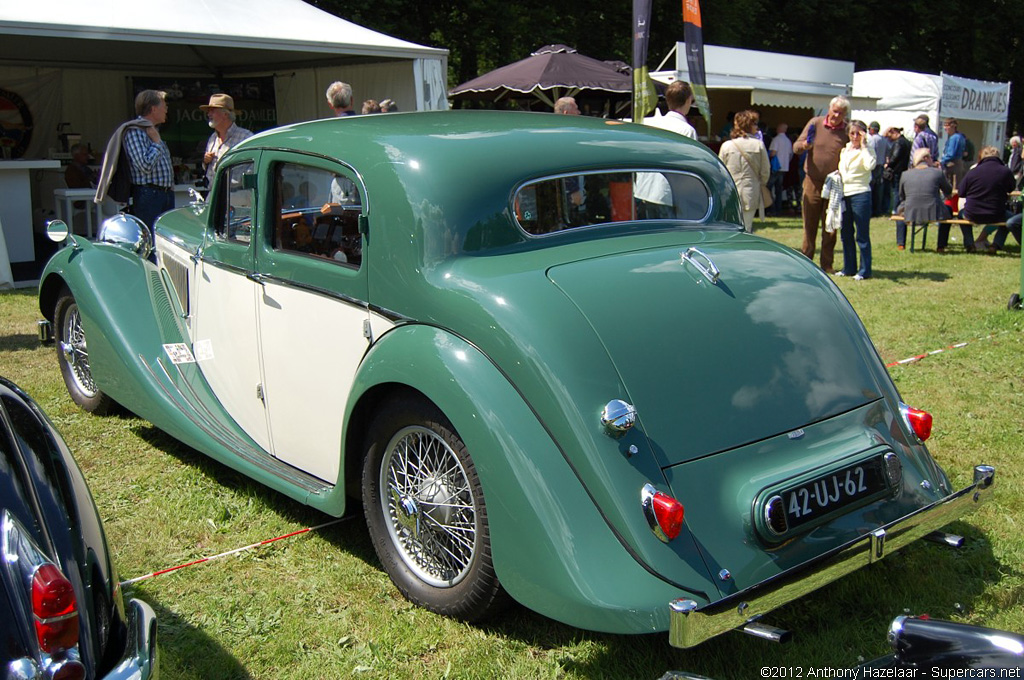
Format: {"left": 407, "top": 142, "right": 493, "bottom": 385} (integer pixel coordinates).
{"left": 312, "top": 0, "right": 1024, "bottom": 131}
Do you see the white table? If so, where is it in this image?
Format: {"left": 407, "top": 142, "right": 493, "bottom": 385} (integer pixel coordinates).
{"left": 54, "top": 188, "right": 103, "bottom": 239}
{"left": 0, "top": 159, "right": 61, "bottom": 264}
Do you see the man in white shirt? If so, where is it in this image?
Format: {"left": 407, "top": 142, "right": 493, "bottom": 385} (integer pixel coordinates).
{"left": 634, "top": 81, "right": 698, "bottom": 217}
{"left": 645, "top": 80, "right": 698, "bottom": 140}
{"left": 767, "top": 123, "right": 793, "bottom": 214}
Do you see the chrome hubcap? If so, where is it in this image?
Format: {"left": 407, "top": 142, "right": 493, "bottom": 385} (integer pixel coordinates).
{"left": 380, "top": 426, "right": 477, "bottom": 588}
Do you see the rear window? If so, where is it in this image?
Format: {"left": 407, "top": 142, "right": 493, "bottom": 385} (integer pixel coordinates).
{"left": 514, "top": 170, "right": 711, "bottom": 236}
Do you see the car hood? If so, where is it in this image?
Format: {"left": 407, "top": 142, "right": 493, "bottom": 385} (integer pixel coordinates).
{"left": 546, "top": 234, "right": 883, "bottom": 467}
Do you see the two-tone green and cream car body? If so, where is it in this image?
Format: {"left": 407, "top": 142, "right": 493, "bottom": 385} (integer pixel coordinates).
{"left": 38, "top": 111, "right": 994, "bottom": 647}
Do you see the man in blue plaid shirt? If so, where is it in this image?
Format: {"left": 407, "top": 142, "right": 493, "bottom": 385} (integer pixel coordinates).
{"left": 123, "top": 90, "right": 174, "bottom": 232}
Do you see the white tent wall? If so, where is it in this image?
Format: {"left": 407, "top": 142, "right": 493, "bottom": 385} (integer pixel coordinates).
{"left": 1, "top": 59, "right": 444, "bottom": 161}
{"left": 276, "top": 60, "right": 432, "bottom": 124}
{"left": 654, "top": 44, "right": 876, "bottom": 142}
{"left": 853, "top": 70, "right": 1009, "bottom": 160}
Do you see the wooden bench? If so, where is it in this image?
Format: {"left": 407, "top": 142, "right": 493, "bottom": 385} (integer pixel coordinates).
{"left": 890, "top": 216, "right": 1005, "bottom": 252}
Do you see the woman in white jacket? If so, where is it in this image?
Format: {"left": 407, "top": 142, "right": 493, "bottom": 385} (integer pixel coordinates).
{"left": 718, "top": 110, "right": 770, "bottom": 232}
{"left": 836, "top": 120, "right": 876, "bottom": 279}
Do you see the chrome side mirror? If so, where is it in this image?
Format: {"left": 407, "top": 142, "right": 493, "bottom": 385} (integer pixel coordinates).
{"left": 188, "top": 186, "right": 206, "bottom": 204}
{"left": 45, "top": 219, "right": 70, "bottom": 243}
{"left": 98, "top": 213, "right": 153, "bottom": 260}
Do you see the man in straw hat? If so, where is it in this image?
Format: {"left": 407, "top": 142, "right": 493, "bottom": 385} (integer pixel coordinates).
{"left": 201, "top": 93, "right": 253, "bottom": 185}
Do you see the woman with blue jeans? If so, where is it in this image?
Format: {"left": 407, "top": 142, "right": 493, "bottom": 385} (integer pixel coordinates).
{"left": 837, "top": 120, "right": 876, "bottom": 280}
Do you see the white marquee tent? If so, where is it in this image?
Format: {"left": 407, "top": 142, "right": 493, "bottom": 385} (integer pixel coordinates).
{"left": 1, "top": 0, "right": 449, "bottom": 158}
{"left": 0, "top": 0, "right": 448, "bottom": 283}
{"left": 852, "top": 70, "right": 1010, "bottom": 156}
{"left": 652, "top": 44, "right": 877, "bottom": 140}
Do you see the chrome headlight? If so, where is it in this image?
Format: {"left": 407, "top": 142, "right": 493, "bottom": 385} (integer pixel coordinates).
{"left": 98, "top": 213, "right": 153, "bottom": 259}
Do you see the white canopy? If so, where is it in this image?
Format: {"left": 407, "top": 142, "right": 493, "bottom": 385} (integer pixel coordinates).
{"left": 0, "top": 0, "right": 448, "bottom": 283}
{"left": 1, "top": 0, "right": 445, "bottom": 72}
{"left": 852, "top": 70, "right": 1010, "bottom": 152}
{"left": 0, "top": 0, "right": 449, "bottom": 149}
{"left": 655, "top": 44, "right": 877, "bottom": 113}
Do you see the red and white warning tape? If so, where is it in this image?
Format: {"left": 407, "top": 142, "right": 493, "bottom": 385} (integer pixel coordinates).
{"left": 120, "top": 518, "right": 347, "bottom": 586}
{"left": 884, "top": 331, "right": 1008, "bottom": 369}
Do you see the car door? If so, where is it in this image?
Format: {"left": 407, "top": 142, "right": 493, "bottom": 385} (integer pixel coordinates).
{"left": 252, "top": 154, "right": 370, "bottom": 483}
{"left": 191, "top": 152, "right": 272, "bottom": 453}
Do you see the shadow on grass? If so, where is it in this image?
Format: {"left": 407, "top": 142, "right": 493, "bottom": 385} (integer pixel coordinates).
{"left": 0, "top": 333, "right": 44, "bottom": 352}
{"left": 136, "top": 598, "right": 253, "bottom": 679}
{"left": 475, "top": 521, "right": 1004, "bottom": 678}
{"left": 129, "top": 423, "right": 377, "bottom": 560}
{"left": 870, "top": 268, "right": 951, "bottom": 283}
{"left": 124, "top": 426, "right": 1005, "bottom": 677}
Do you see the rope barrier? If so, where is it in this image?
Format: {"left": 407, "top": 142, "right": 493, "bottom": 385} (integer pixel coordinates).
{"left": 120, "top": 517, "right": 348, "bottom": 586}
{"left": 884, "top": 330, "right": 1010, "bottom": 368}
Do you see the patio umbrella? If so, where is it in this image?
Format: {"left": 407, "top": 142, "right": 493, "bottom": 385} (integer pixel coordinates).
{"left": 449, "top": 44, "right": 633, "bottom": 109}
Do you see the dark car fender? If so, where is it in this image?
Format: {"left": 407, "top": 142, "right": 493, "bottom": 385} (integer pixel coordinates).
{"left": 342, "top": 323, "right": 712, "bottom": 634}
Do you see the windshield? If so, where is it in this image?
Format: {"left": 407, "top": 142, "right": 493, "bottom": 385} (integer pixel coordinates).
{"left": 514, "top": 170, "right": 712, "bottom": 236}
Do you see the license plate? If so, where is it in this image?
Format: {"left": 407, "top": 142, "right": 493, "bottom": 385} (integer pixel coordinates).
{"left": 784, "top": 457, "right": 887, "bottom": 529}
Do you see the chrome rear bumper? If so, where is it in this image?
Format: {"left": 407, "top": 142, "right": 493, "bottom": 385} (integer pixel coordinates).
{"left": 103, "top": 598, "right": 159, "bottom": 680}
{"left": 669, "top": 464, "right": 995, "bottom": 649}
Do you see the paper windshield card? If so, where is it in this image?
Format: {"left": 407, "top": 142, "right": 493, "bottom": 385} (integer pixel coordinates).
{"left": 163, "top": 343, "right": 196, "bottom": 364}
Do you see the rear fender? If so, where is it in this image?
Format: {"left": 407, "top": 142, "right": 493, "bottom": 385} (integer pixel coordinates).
{"left": 344, "top": 324, "right": 715, "bottom": 633}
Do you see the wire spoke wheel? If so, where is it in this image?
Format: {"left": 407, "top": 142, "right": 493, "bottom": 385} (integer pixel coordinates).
{"left": 54, "top": 291, "right": 113, "bottom": 414}
{"left": 362, "top": 396, "right": 506, "bottom": 621}
{"left": 60, "top": 302, "right": 98, "bottom": 397}
{"left": 381, "top": 425, "right": 477, "bottom": 587}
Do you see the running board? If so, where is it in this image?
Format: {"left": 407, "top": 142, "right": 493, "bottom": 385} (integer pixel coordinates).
{"left": 141, "top": 354, "right": 333, "bottom": 496}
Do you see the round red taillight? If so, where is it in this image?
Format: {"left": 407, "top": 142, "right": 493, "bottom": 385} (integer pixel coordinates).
{"left": 31, "top": 563, "right": 79, "bottom": 653}
{"left": 903, "top": 405, "right": 933, "bottom": 442}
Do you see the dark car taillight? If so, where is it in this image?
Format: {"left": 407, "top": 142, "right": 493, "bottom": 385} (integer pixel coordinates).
{"left": 3, "top": 510, "right": 86, "bottom": 679}
{"left": 32, "top": 562, "right": 80, "bottom": 653}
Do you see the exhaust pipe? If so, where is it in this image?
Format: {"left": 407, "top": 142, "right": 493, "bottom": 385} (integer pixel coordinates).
{"left": 741, "top": 621, "right": 792, "bottom": 643}
{"left": 925, "top": 531, "right": 965, "bottom": 548}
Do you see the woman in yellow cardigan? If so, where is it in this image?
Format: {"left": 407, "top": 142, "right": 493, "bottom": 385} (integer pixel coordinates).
{"left": 836, "top": 120, "right": 876, "bottom": 280}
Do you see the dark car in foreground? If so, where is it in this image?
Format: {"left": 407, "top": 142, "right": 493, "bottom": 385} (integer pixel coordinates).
{"left": 1, "top": 377, "right": 157, "bottom": 680}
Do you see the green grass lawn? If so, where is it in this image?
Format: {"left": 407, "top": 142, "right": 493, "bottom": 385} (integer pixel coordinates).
{"left": 1, "top": 215, "right": 1022, "bottom": 679}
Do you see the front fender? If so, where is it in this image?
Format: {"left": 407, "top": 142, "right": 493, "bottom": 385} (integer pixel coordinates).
{"left": 344, "top": 324, "right": 712, "bottom": 634}
{"left": 37, "top": 241, "right": 276, "bottom": 494}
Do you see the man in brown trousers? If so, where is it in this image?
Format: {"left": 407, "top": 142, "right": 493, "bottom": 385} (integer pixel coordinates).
{"left": 793, "top": 96, "right": 850, "bottom": 274}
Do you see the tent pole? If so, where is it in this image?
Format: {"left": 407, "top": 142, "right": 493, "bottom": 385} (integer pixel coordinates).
{"left": 654, "top": 44, "right": 677, "bottom": 73}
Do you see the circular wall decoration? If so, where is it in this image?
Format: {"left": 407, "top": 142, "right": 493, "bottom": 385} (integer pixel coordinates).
{"left": 0, "top": 88, "right": 33, "bottom": 159}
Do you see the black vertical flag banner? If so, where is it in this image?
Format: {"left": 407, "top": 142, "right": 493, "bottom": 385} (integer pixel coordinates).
{"left": 632, "top": 0, "right": 657, "bottom": 122}
{"left": 683, "top": 0, "right": 711, "bottom": 130}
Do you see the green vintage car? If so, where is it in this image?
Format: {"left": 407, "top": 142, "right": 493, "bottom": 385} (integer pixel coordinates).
{"left": 38, "top": 111, "right": 994, "bottom": 647}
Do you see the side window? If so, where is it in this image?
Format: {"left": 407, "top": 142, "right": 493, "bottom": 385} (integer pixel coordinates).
{"left": 213, "top": 161, "right": 255, "bottom": 243}
{"left": 273, "top": 162, "right": 362, "bottom": 268}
